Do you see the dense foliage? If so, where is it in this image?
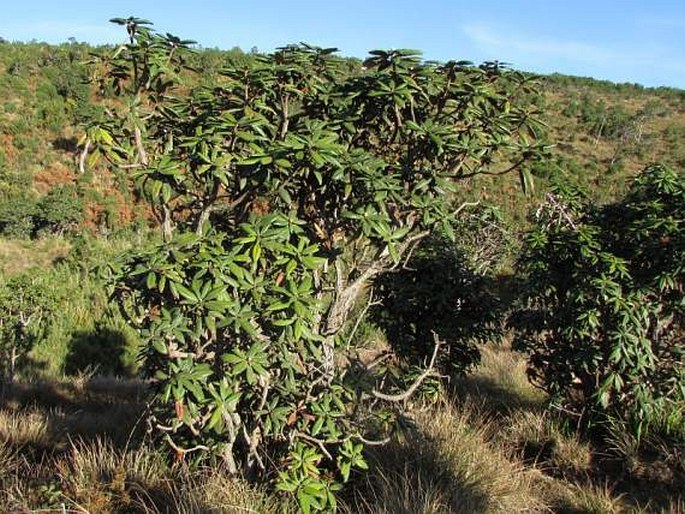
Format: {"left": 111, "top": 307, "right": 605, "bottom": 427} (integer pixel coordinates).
{"left": 93, "top": 18, "right": 544, "bottom": 509}
{"left": 512, "top": 165, "right": 685, "bottom": 436}
{"left": 372, "top": 223, "right": 506, "bottom": 378}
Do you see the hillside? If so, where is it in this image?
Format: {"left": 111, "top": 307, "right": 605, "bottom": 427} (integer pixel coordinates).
{"left": 1, "top": 40, "right": 684, "bottom": 236}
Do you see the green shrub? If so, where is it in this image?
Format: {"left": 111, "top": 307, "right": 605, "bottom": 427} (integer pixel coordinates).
{"left": 64, "top": 322, "right": 139, "bottom": 377}
{"left": 512, "top": 165, "right": 685, "bottom": 437}
{"left": 37, "top": 184, "right": 84, "bottom": 235}
{"left": 0, "top": 184, "right": 84, "bottom": 238}
{"left": 94, "top": 17, "right": 543, "bottom": 510}
{"left": 0, "top": 192, "right": 40, "bottom": 238}
{"left": 7, "top": 254, "right": 143, "bottom": 380}
{"left": 372, "top": 232, "right": 503, "bottom": 377}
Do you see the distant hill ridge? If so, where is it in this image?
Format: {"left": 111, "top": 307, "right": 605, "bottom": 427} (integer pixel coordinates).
{"left": 0, "top": 40, "right": 683, "bottom": 234}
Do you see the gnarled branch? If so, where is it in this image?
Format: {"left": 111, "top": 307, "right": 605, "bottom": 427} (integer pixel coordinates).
{"left": 372, "top": 331, "right": 442, "bottom": 402}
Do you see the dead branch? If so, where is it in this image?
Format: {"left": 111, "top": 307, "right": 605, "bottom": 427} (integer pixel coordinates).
{"left": 539, "top": 193, "right": 578, "bottom": 230}
{"left": 372, "top": 331, "right": 442, "bottom": 402}
{"left": 294, "top": 431, "right": 334, "bottom": 460}
{"left": 164, "top": 435, "right": 210, "bottom": 455}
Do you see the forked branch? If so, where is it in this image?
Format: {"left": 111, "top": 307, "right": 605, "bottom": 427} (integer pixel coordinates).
{"left": 372, "top": 331, "right": 443, "bottom": 402}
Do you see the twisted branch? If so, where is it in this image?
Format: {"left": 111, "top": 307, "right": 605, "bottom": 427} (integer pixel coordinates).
{"left": 372, "top": 331, "right": 442, "bottom": 402}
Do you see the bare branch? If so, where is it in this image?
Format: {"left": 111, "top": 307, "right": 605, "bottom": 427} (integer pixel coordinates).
{"left": 365, "top": 352, "right": 393, "bottom": 371}
{"left": 243, "top": 425, "right": 265, "bottom": 472}
{"left": 221, "top": 411, "right": 240, "bottom": 474}
{"left": 78, "top": 138, "right": 91, "bottom": 174}
{"left": 325, "top": 230, "right": 430, "bottom": 338}
{"left": 455, "top": 156, "right": 528, "bottom": 179}
{"left": 324, "top": 263, "right": 381, "bottom": 336}
{"left": 167, "top": 349, "right": 195, "bottom": 359}
{"left": 294, "top": 431, "right": 334, "bottom": 460}
{"left": 164, "top": 435, "right": 210, "bottom": 455}
{"left": 538, "top": 193, "right": 578, "bottom": 230}
{"left": 354, "top": 433, "right": 391, "bottom": 446}
{"left": 134, "top": 125, "right": 149, "bottom": 166}
{"left": 372, "top": 331, "right": 442, "bottom": 402}
{"left": 452, "top": 200, "right": 480, "bottom": 217}
{"left": 280, "top": 93, "right": 290, "bottom": 139}
{"left": 244, "top": 375, "right": 270, "bottom": 473}
{"left": 346, "top": 289, "right": 381, "bottom": 348}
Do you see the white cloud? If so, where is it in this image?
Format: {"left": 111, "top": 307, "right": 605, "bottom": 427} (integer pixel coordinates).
{"left": 459, "top": 22, "right": 685, "bottom": 87}
{"left": 461, "top": 23, "right": 619, "bottom": 66}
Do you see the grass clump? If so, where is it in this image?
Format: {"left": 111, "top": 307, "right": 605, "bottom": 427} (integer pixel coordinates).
{"left": 343, "top": 402, "right": 547, "bottom": 513}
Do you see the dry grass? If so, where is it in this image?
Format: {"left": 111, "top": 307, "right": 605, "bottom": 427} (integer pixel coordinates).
{"left": 0, "top": 345, "right": 682, "bottom": 512}
{"left": 169, "top": 468, "right": 291, "bottom": 514}
{"left": 0, "top": 441, "right": 19, "bottom": 478}
{"left": 536, "top": 476, "right": 631, "bottom": 514}
{"left": 1, "top": 377, "right": 148, "bottom": 451}
{"left": 451, "top": 340, "right": 546, "bottom": 413}
{"left": 500, "top": 410, "right": 592, "bottom": 480}
{"left": 660, "top": 498, "right": 685, "bottom": 513}
{"left": 0, "top": 408, "right": 52, "bottom": 452}
{"left": 57, "top": 439, "right": 170, "bottom": 512}
{"left": 343, "top": 402, "right": 548, "bottom": 513}
{"left": 0, "top": 236, "right": 71, "bottom": 276}
{"left": 0, "top": 377, "right": 288, "bottom": 513}
{"left": 36, "top": 439, "right": 288, "bottom": 513}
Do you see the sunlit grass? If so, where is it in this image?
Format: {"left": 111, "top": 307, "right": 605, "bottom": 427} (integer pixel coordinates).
{"left": 0, "top": 344, "right": 682, "bottom": 512}
{"left": 343, "top": 401, "right": 547, "bottom": 513}
{"left": 451, "top": 339, "right": 547, "bottom": 413}
{"left": 0, "top": 236, "right": 71, "bottom": 277}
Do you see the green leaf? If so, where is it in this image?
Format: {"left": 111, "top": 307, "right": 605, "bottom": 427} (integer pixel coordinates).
{"left": 146, "top": 271, "right": 157, "bottom": 289}
{"left": 252, "top": 243, "right": 262, "bottom": 263}
{"left": 174, "top": 283, "right": 198, "bottom": 303}
{"left": 152, "top": 339, "right": 167, "bottom": 355}
{"left": 519, "top": 168, "right": 535, "bottom": 195}
{"left": 278, "top": 188, "right": 292, "bottom": 205}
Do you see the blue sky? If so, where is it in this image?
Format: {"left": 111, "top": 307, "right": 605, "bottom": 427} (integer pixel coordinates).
{"left": 1, "top": 1, "right": 684, "bottom": 88}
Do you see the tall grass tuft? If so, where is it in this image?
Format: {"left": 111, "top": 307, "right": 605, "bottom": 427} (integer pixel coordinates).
{"left": 343, "top": 401, "right": 547, "bottom": 513}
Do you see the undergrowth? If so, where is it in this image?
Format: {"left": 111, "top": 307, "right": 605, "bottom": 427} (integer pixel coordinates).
{"left": 1, "top": 341, "right": 681, "bottom": 512}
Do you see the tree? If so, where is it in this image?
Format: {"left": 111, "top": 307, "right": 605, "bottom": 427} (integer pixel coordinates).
{"left": 93, "top": 18, "right": 544, "bottom": 509}
{"left": 512, "top": 165, "right": 684, "bottom": 437}
{"left": 0, "top": 274, "right": 57, "bottom": 390}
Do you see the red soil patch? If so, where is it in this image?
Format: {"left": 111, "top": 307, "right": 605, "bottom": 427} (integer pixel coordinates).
{"left": 81, "top": 188, "right": 141, "bottom": 232}
{"left": 33, "top": 162, "right": 76, "bottom": 194}
{"left": 0, "top": 133, "right": 19, "bottom": 163}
